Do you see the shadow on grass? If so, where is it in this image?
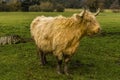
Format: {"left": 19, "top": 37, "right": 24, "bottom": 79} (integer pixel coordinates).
{"left": 69, "top": 59, "right": 96, "bottom": 76}
{"left": 24, "top": 56, "right": 97, "bottom": 80}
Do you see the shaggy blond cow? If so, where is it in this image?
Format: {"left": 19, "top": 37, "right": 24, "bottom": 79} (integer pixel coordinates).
{"left": 30, "top": 9, "right": 101, "bottom": 75}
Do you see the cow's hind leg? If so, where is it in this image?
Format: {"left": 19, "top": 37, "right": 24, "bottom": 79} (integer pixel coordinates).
{"left": 37, "top": 47, "right": 47, "bottom": 66}
{"left": 43, "top": 54, "right": 47, "bottom": 64}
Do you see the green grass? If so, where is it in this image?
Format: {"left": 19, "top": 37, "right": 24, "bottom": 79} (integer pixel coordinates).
{"left": 0, "top": 11, "right": 120, "bottom": 80}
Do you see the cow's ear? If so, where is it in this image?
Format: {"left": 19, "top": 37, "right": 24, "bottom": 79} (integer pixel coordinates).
{"left": 76, "top": 14, "right": 81, "bottom": 20}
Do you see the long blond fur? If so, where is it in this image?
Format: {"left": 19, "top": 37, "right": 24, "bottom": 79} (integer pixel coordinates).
{"left": 30, "top": 10, "right": 101, "bottom": 75}
{"left": 30, "top": 10, "right": 100, "bottom": 58}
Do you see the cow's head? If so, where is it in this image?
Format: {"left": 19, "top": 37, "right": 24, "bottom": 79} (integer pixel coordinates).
{"left": 76, "top": 9, "right": 101, "bottom": 36}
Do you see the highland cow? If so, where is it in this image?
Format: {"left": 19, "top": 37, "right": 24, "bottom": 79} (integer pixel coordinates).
{"left": 30, "top": 9, "right": 101, "bottom": 75}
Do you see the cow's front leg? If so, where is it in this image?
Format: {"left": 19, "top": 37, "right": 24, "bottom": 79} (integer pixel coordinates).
{"left": 64, "top": 56, "right": 70, "bottom": 75}
{"left": 57, "top": 59, "right": 63, "bottom": 74}
{"left": 56, "top": 53, "right": 63, "bottom": 74}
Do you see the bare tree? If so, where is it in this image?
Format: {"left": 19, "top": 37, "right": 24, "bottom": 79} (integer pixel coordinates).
{"left": 110, "top": 0, "right": 120, "bottom": 12}
{"left": 7, "top": 0, "right": 21, "bottom": 11}
{"left": 82, "top": 0, "right": 105, "bottom": 12}
{"left": 110, "top": 0, "right": 120, "bottom": 9}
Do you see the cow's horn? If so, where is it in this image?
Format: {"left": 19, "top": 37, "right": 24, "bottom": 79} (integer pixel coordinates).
{"left": 80, "top": 9, "right": 86, "bottom": 18}
{"left": 94, "top": 8, "right": 100, "bottom": 16}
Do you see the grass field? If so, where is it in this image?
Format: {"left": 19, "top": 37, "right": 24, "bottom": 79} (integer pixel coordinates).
{"left": 0, "top": 11, "right": 120, "bottom": 80}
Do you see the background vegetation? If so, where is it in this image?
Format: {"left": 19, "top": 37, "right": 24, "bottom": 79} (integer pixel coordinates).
{"left": 0, "top": 0, "right": 120, "bottom": 12}
{"left": 0, "top": 10, "right": 120, "bottom": 80}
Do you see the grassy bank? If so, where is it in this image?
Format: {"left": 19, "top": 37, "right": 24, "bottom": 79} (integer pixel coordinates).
{"left": 0, "top": 11, "right": 120, "bottom": 80}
